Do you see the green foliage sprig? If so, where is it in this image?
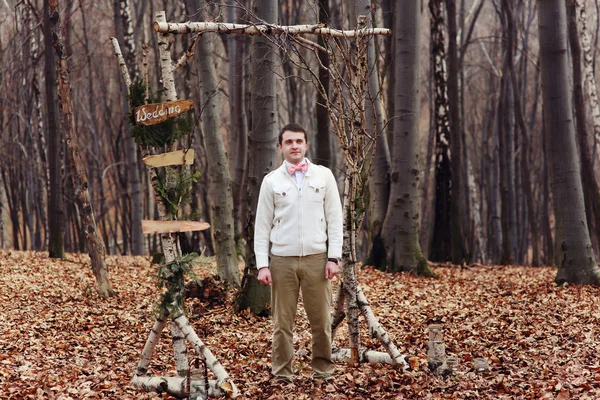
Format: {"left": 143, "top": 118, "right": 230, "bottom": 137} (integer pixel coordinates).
{"left": 127, "top": 80, "right": 194, "bottom": 148}
{"left": 154, "top": 167, "right": 201, "bottom": 217}
{"left": 154, "top": 252, "right": 199, "bottom": 317}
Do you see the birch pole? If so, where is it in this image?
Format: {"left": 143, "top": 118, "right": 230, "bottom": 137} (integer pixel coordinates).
{"left": 575, "top": 0, "right": 600, "bottom": 158}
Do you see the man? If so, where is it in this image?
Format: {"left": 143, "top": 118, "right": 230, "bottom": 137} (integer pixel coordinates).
{"left": 254, "top": 123, "right": 343, "bottom": 381}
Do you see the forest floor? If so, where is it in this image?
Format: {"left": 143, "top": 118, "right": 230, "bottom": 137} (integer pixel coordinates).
{"left": 1, "top": 251, "right": 600, "bottom": 399}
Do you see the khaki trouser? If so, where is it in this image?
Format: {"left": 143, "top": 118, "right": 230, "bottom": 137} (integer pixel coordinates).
{"left": 270, "top": 253, "right": 334, "bottom": 378}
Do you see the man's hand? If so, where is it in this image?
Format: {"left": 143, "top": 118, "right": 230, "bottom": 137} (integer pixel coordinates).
{"left": 325, "top": 261, "right": 339, "bottom": 280}
{"left": 257, "top": 267, "right": 272, "bottom": 285}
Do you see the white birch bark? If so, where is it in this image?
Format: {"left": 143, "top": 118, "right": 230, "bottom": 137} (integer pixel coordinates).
{"left": 332, "top": 348, "right": 393, "bottom": 364}
{"left": 575, "top": 0, "right": 600, "bottom": 159}
{"left": 342, "top": 171, "right": 360, "bottom": 364}
{"left": 171, "top": 321, "right": 188, "bottom": 376}
{"left": 356, "top": 286, "right": 408, "bottom": 368}
{"left": 131, "top": 376, "right": 224, "bottom": 398}
{"left": 156, "top": 11, "right": 178, "bottom": 103}
{"left": 110, "top": 38, "right": 131, "bottom": 88}
{"left": 174, "top": 315, "right": 239, "bottom": 398}
{"left": 135, "top": 315, "right": 168, "bottom": 376}
{"left": 154, "top": 21, "right": 391, "bottom": 37}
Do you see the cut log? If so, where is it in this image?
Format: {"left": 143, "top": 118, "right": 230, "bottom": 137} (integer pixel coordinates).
{"left": 131, "top": 375, "right": 224, "bottom": 398}
{"left": 134, "top": 99, "right": 194, "bottom": 126}
{"left": 332, "top": 348, "right": 395, "bottom": 364}
{"left": 143, "top": 149, "right": 195, "bottom": 167}
{"left": 142, "top": 220, "right": 210, "bottom": 234}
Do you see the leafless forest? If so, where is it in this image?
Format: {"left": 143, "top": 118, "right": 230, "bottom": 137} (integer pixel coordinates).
{"left": 1, "top": 0, "right": 600, "bottom": 278}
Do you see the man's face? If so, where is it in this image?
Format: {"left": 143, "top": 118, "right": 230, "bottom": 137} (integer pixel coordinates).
{"left": 279, "top": 130, "right": 308, "bottom": 165}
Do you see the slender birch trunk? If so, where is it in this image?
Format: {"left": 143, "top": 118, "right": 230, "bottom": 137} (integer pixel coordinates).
{"left": 568, "top": 0, "right": 600, "bottom": 258}
{"left": 575, "top": 0, "right": 600, "bottom": 158}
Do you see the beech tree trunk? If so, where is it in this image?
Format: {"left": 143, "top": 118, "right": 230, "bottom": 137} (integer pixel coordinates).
{"left": 227, "top": 0, "right": 249, "bottom": 239}
{"left": 537, "top": 0, "right": 600, "bottom": 284}
{"left": 503, "top": 0, "right": 540, "bottom": 266}
{"left": 366, "top": 6, "right": 391, "bottom": 268}
{"left": 194, "top": 0, "right": 240, "bottom": 286}
{"left": 44, "top": 0, "right": 65, "bottom": 259}
{"left": 428, "top": 0, "right": 453, "bottom": 262}
{"left": 445, "top": 0, "right": 466, "bottom": 264}
{"left": 50, "top": 0, "right": 113, "bottom": 297}
{"left": 381, "top": 0, "right": 432, "bottom": 276}
{"left": 315, "top": 0, "right": 333, "bottom": 169}
{"left": 235, "top": 0, "right": 278, "bottom": 315}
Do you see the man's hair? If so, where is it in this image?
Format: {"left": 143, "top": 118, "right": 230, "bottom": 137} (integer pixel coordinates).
{"left": 278, "top": 123, "right": 308, "bottom": 145}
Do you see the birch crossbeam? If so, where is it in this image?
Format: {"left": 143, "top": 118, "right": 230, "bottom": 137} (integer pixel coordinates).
{"left": 154, "top": 21, "right": 391, "bottom": 37}
{"left": 142, "top": 220, "right": 210, "bottom": 234}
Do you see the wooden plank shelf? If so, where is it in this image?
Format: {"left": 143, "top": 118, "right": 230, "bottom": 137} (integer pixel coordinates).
{"left": 142, "top": 149, "right": 194, "bottom": 168}
{"left": 142, "top": 220, "right": 210, "bottom": 234}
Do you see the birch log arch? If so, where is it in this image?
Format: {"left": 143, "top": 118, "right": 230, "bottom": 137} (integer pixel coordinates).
{"left": 111, "top": 8, "right": 402, "bottom": 400}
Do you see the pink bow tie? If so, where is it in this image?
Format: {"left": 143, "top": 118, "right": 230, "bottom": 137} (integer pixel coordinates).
{"left": 288, "top": 163, "right": 307, "bottom": 175}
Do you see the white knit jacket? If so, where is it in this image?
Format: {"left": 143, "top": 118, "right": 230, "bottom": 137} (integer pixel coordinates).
{"left": 254, "top": 161, "right": 343, "bottom": 268}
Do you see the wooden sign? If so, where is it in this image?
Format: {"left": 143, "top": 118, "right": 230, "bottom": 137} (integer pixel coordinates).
{"left": 143, "top": 149, "right": 195, "bottom": 168}
{"left": 142, "top": 220, "right": 210, "bottom": 234}
{"left": 134, "top": 100, "right": 194, "bottom": 126}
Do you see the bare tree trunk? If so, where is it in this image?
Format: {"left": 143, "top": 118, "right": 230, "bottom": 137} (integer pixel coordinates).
{"left": 503, "top": 0, "right": 540, "bottom": 266}
{"left": 227, "top": 0, "right": 248, "bottom": 240}
{"left": 429, "top": 0, "right": 453, "bottom": 262}
{"left": 50, "top": 0, "right": 114, "bottom": 297}
{"left": 574, "top": 0, "right": 600, "bottom": 161}
{"left": 118, "top": 0, "right": 146, "bottom": 256}
{"left": 315, "top": 0, "right": 333, "bottom": 169}
{"left": 568, "top": 0, "right": 600, "bottom": 258}
{"left": 380, "top": 0, "right": 433, "bottom": 276}
{"left": 366, "top": 8, "right": 391, "bottom": 268}
{"left": 235, "top": 0, "right": 278, "bottom": 315}
{"left": 445, "top": 0, "right": 466, "bottom": 264}
{"left": 537, "top": 0, "right": 600, "bottom": 284}
{"left": 192, "top": 0, "right": 240, "bottom": 286}
{"left": 44, "top": 0, "right": 65, "bottom": 259}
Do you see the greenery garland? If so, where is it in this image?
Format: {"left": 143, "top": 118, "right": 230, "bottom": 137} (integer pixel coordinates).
{"left": 127, "top": 80, "right": 193, "bottom": 148}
